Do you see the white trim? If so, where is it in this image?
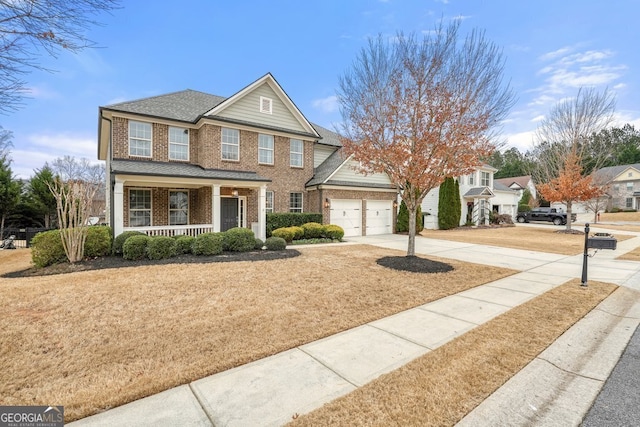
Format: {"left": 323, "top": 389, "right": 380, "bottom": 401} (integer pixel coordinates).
{"left": 309, "top": 184, "right": 398, "bottom": 193}
{"left": 324, "top": 153, "right": 354, "bottom": 183}
{"left": 128, "top": 187, "right": 153, "bottom": 227}
{"left": 212, "top": 185, "right": 221, "bottom": 232}
{"left": 258, "top": 134, "right": 274, "bottom": 165}
{"left": 168, "top": 126, "right": 190, "bottom": 161}
{"left": 290, "top": 138, "right": 304, "bottom": 168}
{"left": 203, "top": 73, "right": 320, "bottom": 137}
{"left": 221, "top": 195, "right": 247, "bottom": 228}
{"left": 128, "top": 120, "right": 152, "bottom": 158}
{"left": 289, "top": 192, "right": 303, "bottom": 212}
{"left": 221, "top": 127, "right": 240, "bottom": 162}
{"left": 259, "top": 185, "right": 267, "bottom": 240}
{"left": 265, "top": 190, "right": 274, "bottom": 213}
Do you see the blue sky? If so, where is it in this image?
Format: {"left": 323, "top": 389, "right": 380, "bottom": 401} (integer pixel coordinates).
{"left": 3, "top": 0, "right": 639, "bottom": 179}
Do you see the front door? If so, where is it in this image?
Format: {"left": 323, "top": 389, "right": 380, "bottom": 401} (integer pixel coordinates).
{"left": 221, "top": 198, "right": 239, "bottom": 231}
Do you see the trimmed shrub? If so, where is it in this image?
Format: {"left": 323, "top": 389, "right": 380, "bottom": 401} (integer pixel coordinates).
{"left": 266, "top": 212, "right": 323, "bottom": 237}
{"left": 191, "top": 232, "right": 223, "bottom": 256}
{"left": 146, "top": 236, "right": 176, "bottom": 260}
{"left": 31, "top": 229, "right": 67, "bottom": 268}
{"left": 265, "top": 236, "right": 287, "bottom": 251}
{"left": 518, "top": 204, "right": 532, "bottom": 213}
{"left": 272, "top": 227, "right": 295, "bottom": 243}
{"left": 323, "top": 224, "right": 344, "bottom": 240}
{"left": 175, "top": 235, "right": 195, "bottom": 254}
{"left": 84, "top": 226, "right": 112, "bottom": 258}
{"left": 438, "top": 177, "right": 458, "bottom": 230}
{"left": 302, "top": 222, "right": 324, "bottom": 239}
{"left": 254, "top": 238, "right": 264, "bottom": 250}
{"left": 290, "top": 226, "right": 304, "bottom": 240}
{"left": 122, "top": 235, "right": 151, "bottom": 261}
{"left": 113, "top": 230, "right": 145, "bottom": 255}
{"left": 222, "top": 227, "right": 256, "bottom": 252}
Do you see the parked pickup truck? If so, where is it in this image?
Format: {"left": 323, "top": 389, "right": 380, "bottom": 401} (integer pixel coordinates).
{"left": 516, "top": 207, "right": 577, "bottom": 226}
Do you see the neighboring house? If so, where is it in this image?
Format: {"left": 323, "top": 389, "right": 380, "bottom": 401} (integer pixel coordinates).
{"left": 97, "top": 73, "right": 397, "bottom": 240}
{"left": 595, "top": 163, "right": 640, "bottom": 211}
{"left": 494, "top": 175, "right": 537, "bottom": 200}
{"left": 421, "top": 165, "right": 520, "bottom": 229}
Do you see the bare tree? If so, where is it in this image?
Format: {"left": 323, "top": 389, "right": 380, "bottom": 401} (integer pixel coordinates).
{"left": 0, "top": 0, "right": 119, "bottom": 113}
{"left": 338, "top": 22, "right": 515, "bottom": 256}
{"left": 533, "top": 88, "right": 616, "bottom": 231}
{"left": 0, "top": 126, "right": 12, "bottom": 158}
{"left": 47, "top": 156, "right": 105, "bottom": 263}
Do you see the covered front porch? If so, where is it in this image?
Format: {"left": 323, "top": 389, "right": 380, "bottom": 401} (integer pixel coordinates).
{"left": 463, "top": 187, "right": 494, "bottom": 226}
{"left": 109, "top": 161, "right": 270, "bottom": 240}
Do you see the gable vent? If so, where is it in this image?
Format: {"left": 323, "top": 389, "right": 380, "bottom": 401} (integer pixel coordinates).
{"left": 260, "top": 96, "right": 272, "bottom": 114}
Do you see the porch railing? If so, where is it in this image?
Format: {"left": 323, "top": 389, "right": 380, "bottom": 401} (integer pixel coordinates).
{"left": 124, "top": 224, "right": 214, "bottom": 237}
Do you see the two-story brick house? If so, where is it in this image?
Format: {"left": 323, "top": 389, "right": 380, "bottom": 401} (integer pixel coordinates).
{"left": 97, "top": 73, "right": 397, "bottom": 240}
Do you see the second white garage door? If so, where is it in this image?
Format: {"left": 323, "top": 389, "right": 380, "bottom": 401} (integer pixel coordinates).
{"left": 330, "top": 199, "right": 362, "bottom": 237}
{"left": 366, "top": 200, "right": 393, "bottom": 235}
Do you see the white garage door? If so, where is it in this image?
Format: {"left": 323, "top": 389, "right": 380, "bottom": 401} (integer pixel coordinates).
{"left": 330, "top": 199, "right": 362, "bottom": 237}
{"left": 366, "top": 200, "right": 393, "bottom": 235}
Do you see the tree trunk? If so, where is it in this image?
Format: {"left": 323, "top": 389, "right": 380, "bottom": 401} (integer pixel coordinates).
{"left": 565, "top": 200, "right": 573, "bottom": 231}
{"left": 407, "top": 205, "right": 416, "bottom": 256}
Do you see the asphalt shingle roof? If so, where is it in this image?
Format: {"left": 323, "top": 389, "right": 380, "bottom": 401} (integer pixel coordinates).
{"left": 111, "top": 160, "right": 271, "bottom": 182}
{"left": 596, "top": 163, "right": 640, "bottom": 180}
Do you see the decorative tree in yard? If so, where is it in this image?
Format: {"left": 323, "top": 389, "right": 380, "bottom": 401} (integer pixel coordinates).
{"left": 533, "top": 88, "right": 616, "bottom": 231}
{"left": 338, "top": 21, "right": 514, "bottom": 255}
{"left": 47, "top": 156, "right": 105, "bottom": 263}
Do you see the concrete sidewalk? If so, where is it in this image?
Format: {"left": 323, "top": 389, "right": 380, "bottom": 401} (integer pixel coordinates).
{"left": 69, "top": 233, "right": 640, "bottom": 427}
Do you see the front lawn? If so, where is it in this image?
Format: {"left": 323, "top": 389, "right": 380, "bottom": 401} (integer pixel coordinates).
{"left": 0, "top": 245, "right": 515, "bottom": 422}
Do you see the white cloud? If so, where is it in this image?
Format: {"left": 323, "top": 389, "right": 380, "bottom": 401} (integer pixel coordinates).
{"left": 10, "top": 133, "right": 102, "bottom": 179}
{"left": 312, "top": 95, "right": 339, "bottom": 113}
{"left": 505, "top": 130, "right": 537, "bottom": 152}
{"left": 25, "top": 84, "right": 60, "bottom": 100}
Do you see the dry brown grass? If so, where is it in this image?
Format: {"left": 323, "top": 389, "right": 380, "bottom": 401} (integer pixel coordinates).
{"left": 599, "top": 211, "right": 640, "bottom": 222}
{"left": 420, "top": 226, "right": 634, "bottom": 255}
{"left": 591, "top": 223, "right": 640, "bottom": 233}
{"left": 0, "top": 246, "right": 514, "bottom": 422}
{"left": 291, "top": 279, "right": 616, "bottom": 426}
{"left": 618, "top": 246, "right": 640, "bottom": 261}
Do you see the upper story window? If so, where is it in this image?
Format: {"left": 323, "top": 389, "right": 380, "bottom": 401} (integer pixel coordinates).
{"left": 481, "top": 171, "right": 490, "bottom": 187}
{"left": 260, "top": 96, "right": 272, "bottom": 114}
{"left": 468, "top": 172, "right": 475, "bottom": 185}
{"left": 289, "top": 192, "right": 303, "bottom": 212}
{"left": 459, "top": 176, "right": 464, "bottom": 185}
{"left": 129, "top": 189, "right": 151, "bottom": 226}
{"left": 129, "top": 121, "right": 152, "bottom": 157}
{"left": 629, "top": 172, "right": 633, "bottom": 178}
{"left": 169, "top": 190, "right": 189, "bottom": 225}
{"left": 221, "top": 128, "right": 239, "bottom": 161}
{"left": 265, "top": 191, "right": 274, "bottom": 213}
{"left": 169, "top": 127, "right": 189, "bottom": 161}
{"left": 258, "top": 134, "right": 274, "bottom": 165}
{"left": 627, "top": 182, "right": 634, "bottom": 191}
{"left": 290, "top": 139, "right": 303, "bottom": 168}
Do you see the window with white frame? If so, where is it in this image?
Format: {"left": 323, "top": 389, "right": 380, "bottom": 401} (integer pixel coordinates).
{"left": 169, "top": 190, "right": 189, "bottom": 225}
{"left": 626, "top": 197, "right": 633, "bottom": 208}
{"left": 129, "top": 121, "right": 152, "bottom": 157}
{"left": 289, "top": 192, "right": 303, "bottom": 212}
{"left": 265, "top": 191, "right": 274, "bottom": 213}
{"left": 627, "top": 182, "right": 634, "bottom": 191}
{"left": 221, "top": 128, "right": 240, "bottom": 161}
{"left": 614, "top": 184, "right": 620, "bottom": 191}
{"left": 290, "top": 139, "right": 303, "bottom": 167}
{"left": 468, "top": 173, "right": 475, "bottom": 185}
{"left": 258, "top": 134, "right": 274, "bottom": 165}
{"left": 169, "top": 127, "right": 189, "bottom": 161}
{"left": 260, "top": 96, "right": 272, "bottom": 114}
{"left": 481, "top": 171, "right": 490, "bottom": 187}
{"left": 459, "top": 176, "right": 464, "bottom": 185}
{"left": 129, "top": 189, "right": 151, "bottom": 226}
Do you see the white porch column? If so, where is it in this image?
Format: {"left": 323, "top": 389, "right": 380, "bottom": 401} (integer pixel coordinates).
{"left": 258, "top": 185, "right": 267, "bottom": 241}
{"left": 212, "top": 184, "right": 221, "bottom": 232}
{"left": 114, "top": 178, "right": 124, "bottom": 237}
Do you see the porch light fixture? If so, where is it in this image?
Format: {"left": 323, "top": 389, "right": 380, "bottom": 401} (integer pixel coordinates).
{"left": 231, "top": 189, "right": 239, "bottom": 197}
{"left": 324, "top": 198, "right": 330, "bottom": 208}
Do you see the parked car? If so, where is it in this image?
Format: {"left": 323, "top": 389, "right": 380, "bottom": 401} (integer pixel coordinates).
{"left": 516, "top": 207, "right": 576, "bottom": 225}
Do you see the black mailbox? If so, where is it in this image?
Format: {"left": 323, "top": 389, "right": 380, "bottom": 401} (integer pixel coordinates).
{"left": 587, "top": 236, "right": 617, "bottom": 250}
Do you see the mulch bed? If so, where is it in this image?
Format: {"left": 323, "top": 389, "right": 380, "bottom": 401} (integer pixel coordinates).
{"left": 2, "top": 249, "right": 302, "bottom": 278}
{"left": 377, "top": 255, "right": 454, "bottom": 273}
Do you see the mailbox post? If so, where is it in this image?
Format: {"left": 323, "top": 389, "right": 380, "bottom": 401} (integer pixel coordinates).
{"left": 581, "top": 223, "right": 618, "bottom": 287}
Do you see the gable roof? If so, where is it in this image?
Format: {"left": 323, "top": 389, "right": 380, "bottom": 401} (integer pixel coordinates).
{"left": 495, "top": 175, "right": 532, "bottom": 189}
{"left": 596, "top": 163, "right": 640, "bottom": 181}
{"left": 493, "top": 181, "right": 517, "bottom": 192}
{"left": 463, "top": 187, "right": 495, "bottom": 197}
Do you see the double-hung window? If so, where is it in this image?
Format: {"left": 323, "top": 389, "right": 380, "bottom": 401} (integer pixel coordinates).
{"left": 258, "top": 134, "right": 274, "bottom": 165}
{"left": 129, "top": 189, "right": 151, "bottom": 226}
{"left": 169, "top": 127, "right": 189, "bottom": 161}
{"left": 129, "top": 121, "right": 152, "bottom": 157}
{"left": 169, "top": 190, "right": 189, "bottom": 225}
{"left": 221, "top": 128, "right": 239, "bottom": 161}
{"left": 289, "top": 192, "right": 303, "bottom": 212}
{"left": 481, "top": 171, "right": 490, "bottom": 187}
{"left": 265, "top": 191, "right": 274, "bottom": 213}
{"left": 468, "top": 173, "right": 475, "bottom": 185}
{"left": 290, "top": 139, "right": 303, "bottom": 167}
{"left": 627, "top": 182, "right": 634, "bottom": 191}
{"left": 626, "top": 198, "right": 634, "bottom": 209}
